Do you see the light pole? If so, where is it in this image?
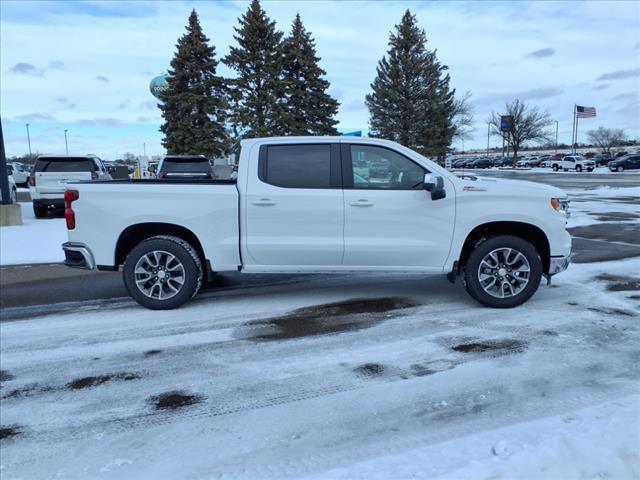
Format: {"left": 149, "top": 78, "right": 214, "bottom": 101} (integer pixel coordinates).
{"left": 143, "top": 142, "right": 146, "bottom": 157}
{"left": 64, "top": 129, "right": 69, "bottom": 155}
{"left": 486, "top": 123, "right": 490, "bottom": 157}
{"left": 25, "top": 123, "right": 32, "bottom": 156}
{"left": 555, "top": 120, "right": 559, "bottom": 153}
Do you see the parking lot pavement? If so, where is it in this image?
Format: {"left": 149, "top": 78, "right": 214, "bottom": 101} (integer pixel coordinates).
{"left": 0, "top": 259, "right": 638, "bottom": 478}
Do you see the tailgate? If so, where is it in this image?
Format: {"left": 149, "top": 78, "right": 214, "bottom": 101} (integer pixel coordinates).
{"left": 36, "top": 172, "right": 92, "bottom": 189}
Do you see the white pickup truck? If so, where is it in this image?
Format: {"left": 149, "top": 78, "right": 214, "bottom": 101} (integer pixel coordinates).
{"left": 550, "top": 155, "right": 595, "bottom": 172}
{"left": 62, "top": 137, "right": 571, "bottom": 310}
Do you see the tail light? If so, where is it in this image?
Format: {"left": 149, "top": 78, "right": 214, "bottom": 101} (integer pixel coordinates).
{"left": 159, "top": 172, "right": 167, "bottom": 179}
{"left": 91, "top": 172, "right": 98, "bottom": 180}
{"left": 29, "top": 172, "right": 36, "bottom": 186}
{"left": 65, "top": 189, "right": 79, "bottom": 230}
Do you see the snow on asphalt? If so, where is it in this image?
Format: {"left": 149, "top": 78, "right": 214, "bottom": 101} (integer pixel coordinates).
{"left": 1, "top": 256, "right": 639, "bottom": 479}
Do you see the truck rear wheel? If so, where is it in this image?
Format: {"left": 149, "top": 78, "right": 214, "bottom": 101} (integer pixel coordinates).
{"left": 463, "top": 235, "right": 542, "bottom": 308}
{"left": 123, "top": 235, "right": 203, "bottom": 310}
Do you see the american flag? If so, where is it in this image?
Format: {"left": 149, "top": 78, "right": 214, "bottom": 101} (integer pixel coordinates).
{"left": 576, "top": 105, "right": 596, "bottom": 118}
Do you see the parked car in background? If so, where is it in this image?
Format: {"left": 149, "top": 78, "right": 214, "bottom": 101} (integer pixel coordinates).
{"left": 157, "top": 155, "right": 215, "bottom": 179}
{"left": 5, "top": 171, "right": 18, "bottom": 203}
{"left": 493, "top": 157, "right": 512, "bottom": 167}
{"left": 470, "top": 158, "right": 493, "bottom": 169}
{"left": 592, "top": 153, "right": 612, "bottom": 167}
{"left": 30, "top": 155, "right": 112, "bottom": 217}
{"left": 608, "top": 154, "right": 640, "bottom": 172}
{"left": 9, "top": 162, "right": 29, "bottom": 186}
{"left": 551, "top": 155, "right": 595, "bottom": 172}
{"left": 516, "top": 157, "right": 536, "bottom": 168}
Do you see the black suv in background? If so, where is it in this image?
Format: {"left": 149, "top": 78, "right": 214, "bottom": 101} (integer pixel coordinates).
{"left": 608, "top": 154, "right": 640, "bottom": 172}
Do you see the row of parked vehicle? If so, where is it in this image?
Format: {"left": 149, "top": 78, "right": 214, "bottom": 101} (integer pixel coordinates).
{"left": 14, "top": 154, "right": 224, "bottom": 218}
{"left": 450, "top": 150, "right": 640, "bottom": 172}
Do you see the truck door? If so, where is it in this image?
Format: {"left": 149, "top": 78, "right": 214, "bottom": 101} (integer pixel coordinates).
{"left": 244, "top": 143, "right": 344, "bottom": 267}
{"left": 341, "top": 143, "right": 455, "bottom": 269}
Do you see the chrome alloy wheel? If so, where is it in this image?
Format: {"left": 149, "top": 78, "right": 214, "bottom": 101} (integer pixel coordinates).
{"left": 134, "top": 250, "right": 186, "bottom": 300}
{"left": 477, "top": 247, "right": 531, "bottom": 299}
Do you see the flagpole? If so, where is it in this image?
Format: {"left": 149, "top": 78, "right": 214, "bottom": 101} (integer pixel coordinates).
{"left": 571, "top": 104, "right": 576, "bottom": 154}
{"left": 575, "top": 114, "right": 579, "bottom": 154}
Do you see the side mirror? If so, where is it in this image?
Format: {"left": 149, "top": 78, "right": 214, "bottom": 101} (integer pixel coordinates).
{"left": 423, "top": 173, "right": 446, "bottom": 200}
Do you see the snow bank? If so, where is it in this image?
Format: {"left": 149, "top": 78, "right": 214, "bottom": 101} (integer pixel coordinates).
{"left": 0, "top": 203, "right": 66, "bottom": 265}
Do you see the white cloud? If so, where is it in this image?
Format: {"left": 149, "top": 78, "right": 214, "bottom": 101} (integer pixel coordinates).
{"left": 1, "top": 0, "right": 638, "bottom": 158}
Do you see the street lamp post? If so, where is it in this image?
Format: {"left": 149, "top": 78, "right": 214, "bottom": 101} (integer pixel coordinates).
{"left": 26, "top": 123, "right": 32, "bottom": 156}
{"left": 555, "top": 120, "right": 559, "bottom": 153}
{"left": 486, "top": 123, "right": 490, "bottom": 157}
{"left": 64, "top": 129, "right": 69, "bottom": 155}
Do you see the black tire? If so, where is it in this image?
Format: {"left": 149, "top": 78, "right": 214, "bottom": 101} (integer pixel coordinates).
{"left": 552, "top": 164, "right": 559, "bottom": 172}
{"left": 617, "top": 165, "right": 624, "bottom": 172}
{"left": 576, "top": 165, "right": 582, "bottom": 172}
{"left": 587, "top": 168, "right": 593, "bottom": 172}
{"left": 462, "top": 235, "right": 543, "bottom": 308}
{"left": 33, "top": 202, "right": 47, "bottom": 218}
{"left": 123, "top": 235, "right": 203, "bottom": 310}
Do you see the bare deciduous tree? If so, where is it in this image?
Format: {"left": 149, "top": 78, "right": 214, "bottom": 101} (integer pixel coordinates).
{"left": 452, "top": 91, "right": 474, "bottom": 141}
{"left": 488, "top": 99, "right": 554, "bottom": 164}
{"left": 586, "top": 126, "right": 627, "bottom": 155}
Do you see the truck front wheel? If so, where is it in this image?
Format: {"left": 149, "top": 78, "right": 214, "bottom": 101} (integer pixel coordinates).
{"left": 123, "top": 235, "right": 203, "bottom": 310}
{"left": 463, "top": 235, "right": 542, "bottom": 308}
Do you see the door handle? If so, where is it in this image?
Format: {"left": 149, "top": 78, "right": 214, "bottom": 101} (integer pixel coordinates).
{"left": 252, "top": 198, "right": 276, "bottom": 206}
{"left": 349, "top": 199, "right": 374, "bottom": 207}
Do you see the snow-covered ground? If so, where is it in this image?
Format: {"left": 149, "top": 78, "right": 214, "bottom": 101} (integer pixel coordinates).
{"left": 1, "top": 257, "right": 638, "bottom": 479}
{"left": 0, "top": 203, "right": 66, "bottom": 265}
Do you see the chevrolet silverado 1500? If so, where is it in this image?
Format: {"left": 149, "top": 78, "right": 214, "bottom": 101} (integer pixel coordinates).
{"left": 62, "top": 137, "right": 571, "bottom": 310}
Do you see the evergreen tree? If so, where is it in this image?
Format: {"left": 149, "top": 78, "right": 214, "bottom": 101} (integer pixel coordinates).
{"left": 223, "top": 0, "right": 285, "bottom": 138}
{"left": 159, "top": 10, "right": 229, "bottom": 158}
{"left": 365, "top": 10, "right": 456, "bottom": 161}
{"left": 280, "top": 14, "right": 339, "bottom": 135}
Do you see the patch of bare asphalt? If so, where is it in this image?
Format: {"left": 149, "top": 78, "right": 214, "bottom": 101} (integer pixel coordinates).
{"left": 588, "top": 211, "right": 640, "bottom": 222}
{"left": 569, "top": 223, "right": 640, "bottom": 246}
{"left": 0, "top": 425, "right": 21, "bottom": 440}
{"left": 148, "top": 391, "right": 204, "bottom": 410}
{"left": 1, "top": 384, "right": 56, "bottom": 400}
{"left": 353, "top": 363, "right": 385, "bottom": 377}
{"left": 587, "top": 307, "right": 637, "bottom": 317}
{"left": 144, "top": 349, "right": 162, "bottom": 356}
{"left": 0, "top": 370, "right": 15, "bottom": 382}
{"left": 452, "top": 339, "right": 527, "bottom": 355}
{"left": 67, "top": 372, "right": 140, "bottom": 390}
{"left": 245, "top": 297, "right": 418, "bottom": 341}
{"left": 594, "top": 274, "right": 640, "bottom": 292}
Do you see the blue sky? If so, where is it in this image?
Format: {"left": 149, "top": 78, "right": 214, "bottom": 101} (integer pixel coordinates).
{"left": 1, "top": 0, "right": 639, "bottom": 159}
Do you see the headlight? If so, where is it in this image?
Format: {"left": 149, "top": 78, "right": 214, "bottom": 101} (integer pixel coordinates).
{"left": 551, "top": 197, "right": 570, "bottom": 217}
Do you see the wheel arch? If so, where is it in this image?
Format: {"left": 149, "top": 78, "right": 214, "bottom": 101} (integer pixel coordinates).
{"left": 457, "top": 221, "right": 551, "bottom": 274}
{"left": 115, "top": 222, "right": 211, "bottom": 279}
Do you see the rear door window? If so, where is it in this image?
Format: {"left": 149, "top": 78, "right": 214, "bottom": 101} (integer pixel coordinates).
{"left": 161, "top": 158, "right": 212, "bottom": 174}
{"left": 34, "top": 158, "right": 95, "bottom": 172}
{"left": 260, "top": 145, "right": 332, "bottom": 188}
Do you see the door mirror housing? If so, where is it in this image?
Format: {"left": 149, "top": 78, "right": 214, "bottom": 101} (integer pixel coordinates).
{"left": 423, "top": 173, "right": 446, "bottom": 200}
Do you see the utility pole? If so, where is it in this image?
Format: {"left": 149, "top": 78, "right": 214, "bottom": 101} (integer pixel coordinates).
{"left": 143, "top": 142, "right": 146, "bottom": 157}
{"left": 26, "top": 123, "right": 32, "bottom": 156}
{"left": 1, "top": 118, "right": 12, "bottom": 204}
{"left": 486, "top": 123, "right": 490, "bottom": 157}
{"left": 64, "top": 129, "right": 69, "bottom": 155}
{"left": 555, "top": 120, "right": 559, "bottom": 153}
